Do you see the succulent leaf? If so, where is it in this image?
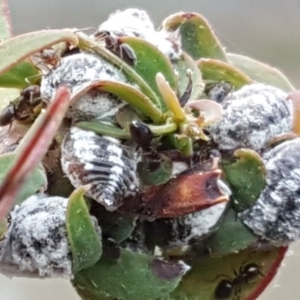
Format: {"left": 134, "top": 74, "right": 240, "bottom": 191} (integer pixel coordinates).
{"left": 120, "top": 36, "right": 177, "bottom": 111}
{"left": 162, "top": 12, "right": 227, "bottom": 61}
{"left": 0, "top": 30, "right": 78, "bottom": 76}
{"left": 71, "top": 80, "right": 164, "bottom": 124}
{"left": 197, "top": 58, "right": 252, "bottom": 89}
{"left": 73, "top": 249, "right": 189, "bottom": 300}
{"left": 0, "top": 61, "right": 40, "bottom": 88}
{"left": 67, "top": 188, "right": 102, "bottom": 273}
{"left": 76, "top": 121, "right": 130, "bottom": 139}
{"left": 222, "top": 149, "right": 266, "bottom": 212}
{"left": 206, "top": 209, "right": 258, "bottom": 256}
{"left": 163, "top": 246, "right": 287, "bottom": 300}
{"left": 228, "top": 53, "right": 295, "bottom": 92}
{"left": 174, "top": 51, "right": 204, "bottom": 100}
{"left": 0, "top": 152, "right": 47, "bottom": 204}
{"left": 0, "top": 0, "right": 11, "bottom": 40}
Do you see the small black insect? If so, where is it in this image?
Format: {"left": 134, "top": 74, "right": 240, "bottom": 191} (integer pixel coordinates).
{"left": 129, "top": 120, "right": 153, "bottom": 149}
{"left": 102, "top": 237, "right": 121, "bottom": 261}
{"left": 214, "top": 263, "right": 263, "bottom": 300}
{"left": 0, "top": 104, "right": 15, "bottom": 126}
{"left": 206, "top": 82, "right": 232, "bottom": 103}
{"left": 95, "top": 31, "right": 137, "bottom": 66}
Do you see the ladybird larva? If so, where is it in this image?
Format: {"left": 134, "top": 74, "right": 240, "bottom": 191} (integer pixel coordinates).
{"left": 61, "top": 127, "right": 140, "bottom": 211}
{"left": 0, "top": 194, "right": 101, "bottom": 278}
{"left": 40, "top": 52, "right": 129, "bottom": 122}
{"left": 239, "top": 138, "right": 300, "bottom": 245}
{"left": 207, "top": 83, "right": 293, "bottom": 151}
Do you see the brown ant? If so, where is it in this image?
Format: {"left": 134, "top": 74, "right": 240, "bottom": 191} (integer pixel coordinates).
{"left": 214, "top": 262, "right": 263, "bottom": 300}
{"left": 0, "top": 85, "right": 46, "bottom": 127}
{"left": 32, "top": 47, "right": 61, "bottom": 72}
{"left": 94, "top": 30, "right": 137, "bottom": 66}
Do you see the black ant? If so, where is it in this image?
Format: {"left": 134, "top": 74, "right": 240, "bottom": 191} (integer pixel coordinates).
{"left": 0, "top": 85, "right": 46, "bottom": 127}
{"left": 214, "top": 262, "right": 263, "bottom": 300}
{"left": 94, "top": 30, "right": 137, "bottom": 66}
{"left": 205, "top": 82, "right": 232, "bottom": 103}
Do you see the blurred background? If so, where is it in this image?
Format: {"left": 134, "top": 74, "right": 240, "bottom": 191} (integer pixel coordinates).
{"left": 1, "top": 0, "right": 300, "bottom": 299}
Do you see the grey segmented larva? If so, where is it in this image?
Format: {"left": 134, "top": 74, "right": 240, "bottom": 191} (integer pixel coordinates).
{"left": 40, "top": 52, "right": 130, "bottom": 122}
{"left": 239, "top": 138, "right": 300, "bottom": 245}
{"left": 0, "top": 194, "right": 101, "bottom": 278}
{"left": 207, "top": 83, "right": 293, "bottom": 151}
{"left": 61, "top": 127, "right": 140, "bottom": 211}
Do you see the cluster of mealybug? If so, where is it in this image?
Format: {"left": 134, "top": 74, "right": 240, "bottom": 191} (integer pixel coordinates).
{"left": 0, "top": 195, "right": 101, "bottom": 278}
{"left": 207, "top": 83, "right": 293, "bottom": 151}
{"left": 2, "top": 8, "right": 300, "bottom": 292}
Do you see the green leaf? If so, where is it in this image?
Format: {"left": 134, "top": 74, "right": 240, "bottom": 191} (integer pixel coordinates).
{"left": 206, "top": 209, "right": 258, "bottom": 256}
{"left": 67, "top": 188, "right": 102, "bottom": 273}
{"left": 0, "top": 0, "right": 11, "bottom": 40}
{"left": 0, "top": 61, "right": 40, "bottom": 88}
{"left": 228, "top": 53, "right": 295, "bottom": 92}
{"left": 174, "top": 51, "right": 204, "bottom": 100}
{"left": 138, "top": 155, "right": 173, "bottom": 186}
{"left": 91, "top": 203, "right": 136, "bottom": 243}
{"left": 222, "top": 149, "right": 266, "bottom": 212}
{"left": 0, "top": 152, "right": 47, "bottom": 204}
{"left": 162, "top": 12, "right": 227, "bottom": 61}
{"left": 73, "top": 249, "right": 188, "bottom": 300}
{"left": 164, "top": 246, "right": 287, "bottom": 300}
{"left": 0, "top": 29, "right": 78, "bottom": 76}
{"left": 197, "top": 58, "right": 252, "bottom": 89}
{"left": 72, "top": 80, "right": 163, "bottom": 124}
{"left": 120, "top": 36, "right": 177, "bottom": 111}
{"left": 76, "top": 121, "right": 130, "bottom": 139}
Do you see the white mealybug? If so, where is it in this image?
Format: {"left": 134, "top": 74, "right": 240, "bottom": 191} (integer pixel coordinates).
{"left": 61, "top": 127, "right": 140, "bottom": 211}
{"left": 40, "top": 52, "right": 129, "bottom": 122}
{"left": 239, "top": 138, "right": 300, "bottom": 245}
{"left": 96, "top": 8, "right": 182, "bottom": 61}
{"left": 207, "top": 83, "right": 293, "bottom": 151}
{"left": 0, "top": 195, "right": 101, "bottom": 278}
{"left": 162, "top": 202, "right": 228, "bottom": 248}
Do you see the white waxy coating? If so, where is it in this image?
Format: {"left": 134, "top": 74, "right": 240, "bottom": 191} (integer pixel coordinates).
{"left": 174, "top": 202, "right": 228, "bottom": 245}
{"left": 61, "top": 127, "right": 140, "bottom": 211}
{"left": 0, "top": 195, "right": 71, "bottom": 278}
{"left": 239, "top": 138, "right": 300, "bottom": 245}
{"left": 96, "top": 8, "right": 182, "bottom": 61}
{"left": 207, "top": 83, "right": 293, "bottom": 151}
{"left": 0, "top": 194, "right": 101, "bottom": 279}
{"left": 40, "top": 52, "right": 129, "bottom": 121}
